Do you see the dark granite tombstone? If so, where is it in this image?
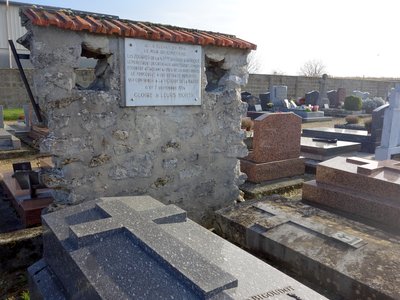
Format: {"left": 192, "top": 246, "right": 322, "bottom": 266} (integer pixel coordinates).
{"left": 259, "top": 92, "right": 271, "bottom": 110}
{"left": 305, "top": 90, "right": 319, "bottom": 106}
{"left": 327, "top": 90, "right": 338, "bottom": 108}
{"left": 363, "top": 103, "right": 389, "bottom": 153}
{"left": 317, "top": 74, "right": 329, "bottom": 106}
{"left": 29, "top": 195, "right": 325, "bottom": 299}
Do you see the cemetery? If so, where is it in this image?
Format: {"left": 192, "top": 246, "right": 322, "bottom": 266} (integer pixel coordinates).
{"left": 0, "top": 3, "right": 400, "bottom": 300}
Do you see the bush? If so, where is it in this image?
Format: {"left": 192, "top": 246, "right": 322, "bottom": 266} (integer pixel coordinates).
{"left": 345, "top": 115, "right": 360, "bottom": 124}
{"left": 373, "top": 97, "right": 386, "bottom": 108}
{"left": 362, "top": 97, "right": 386, "bottom": 113}
{"left": 364, "top": 117, "right": 372, "bottom": 132}
{"left": 344, "top": 96, "right": 362, "bottom": 111}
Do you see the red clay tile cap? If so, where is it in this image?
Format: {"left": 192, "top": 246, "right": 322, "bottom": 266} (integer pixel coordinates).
{"left": 20, "top": 7, "right": 257, "bottom": 50}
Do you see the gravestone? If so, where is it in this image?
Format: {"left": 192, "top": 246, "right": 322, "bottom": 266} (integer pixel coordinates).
{"left": 302, "top": 127, "right": 379, "bottom": 153}
{"left": 29, "top": 195, "right": 325, "bottom": 299}
{"left": 23, "top": 104, "right": 31, "bottom": 129}
{"left": 303, "top": 156, "right": 400, "bottom": 230}
{"left": 362, "top": 103, "right": 389, "bottom": 153}
{"left": 352, "top": 90, "right": 370, "bottom": 100}
{"left": 241, "top": 112, "right": 304, "bottom": 182}
{"left": 317, "top": 74, "right": 329, "bottom": 107}
{"left": 215, "top": 196, "right": 400, "bottom": 299}
{"left": 301, "top": 137, "right": 361, "bottom": 161}
{"left": 259, "top": 92, "right": 270, "bottom": 111}
{"left": 326, "top": 90, "right": 338, "bottom": 108}
{"left": 270, "top": 85, "right": 287, "bottom": 107}
{"left": 337, "top": 87, "right": 346, "bottom": 106}
{"left": 305, "top": 90, "right": 319, "bottom": 106}
{"left": 375, "top": 85, "right": 400, "bottom": 160}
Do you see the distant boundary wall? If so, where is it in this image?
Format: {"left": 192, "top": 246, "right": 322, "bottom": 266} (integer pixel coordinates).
{"left": 2, "top": 70, "right": 400, "bottom": 108}
{"left": 0, "top": 69, "right": 94, "bottom": 108}
{"left": 245, "top": 74, "right": 400, "bottom": 100}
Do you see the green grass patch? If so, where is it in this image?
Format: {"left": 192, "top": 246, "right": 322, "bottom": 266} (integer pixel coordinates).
{"left": 3, "top": 108, "right": 24, "bottom": 121}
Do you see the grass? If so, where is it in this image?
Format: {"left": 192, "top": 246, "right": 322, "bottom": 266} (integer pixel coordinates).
{"left": 3, "top": 108, "right": 24, "bottom": 121}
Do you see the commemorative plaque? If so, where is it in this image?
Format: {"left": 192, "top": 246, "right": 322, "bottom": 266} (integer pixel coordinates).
{"left": 124, "top": 39, "right": 202, "bottom": 106}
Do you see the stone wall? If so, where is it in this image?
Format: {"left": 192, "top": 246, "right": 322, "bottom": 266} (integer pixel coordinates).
{"left": 3, "top": 70, "right": 399, "bottom": 108}
{"left": 245, "top": 74, "right": 400, "bottom": 99}
{"left": 27, "top": 26, "right": 248, "bottom": 226}
{"left": 0, "top": 68, "right": 94, "bottom": 108}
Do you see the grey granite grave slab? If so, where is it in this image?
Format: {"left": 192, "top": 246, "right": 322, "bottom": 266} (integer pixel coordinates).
{"left": 215, "top": 196, "right": 400, "bottom": 300}
{"left": 301, "top": 137, "right": 361, "bottom": 160}
{"left": 29, "top": 195, "right": 326, "bottom": 299}
{"left": 302, "top": 127, "right": 373, "bottom": 152}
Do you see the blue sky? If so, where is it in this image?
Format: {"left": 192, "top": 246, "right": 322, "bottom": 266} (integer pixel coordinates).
{"left": 12, "top": 0, "right": 400, "bottom": 77}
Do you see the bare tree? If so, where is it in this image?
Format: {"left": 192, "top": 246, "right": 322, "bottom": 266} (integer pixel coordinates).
{"left": 299, "top": 59, "right": 326, "bottom": 77}
{"left": 271, "top": 69, "right": 285, "bottom": 75}
{"left": 247, "top": 51, "right": 262, "bottom": 74}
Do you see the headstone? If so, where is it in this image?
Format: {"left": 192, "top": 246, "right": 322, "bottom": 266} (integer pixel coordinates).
{"left": 352, "top": 90, "right": 370, "bottom": 100}
{"left": 303, "top": 156, "right": 400, "bottom": 231}
{"left": 326, "top": 90, "right": 338, "bottom": 107}
{"left": 0, "top": 105, "right": 3, "bottom": 128}
{"left": 317, "top": 74, "right": 329, "bottom": 106}
{"left": 270, "top": 85, "right": 287, "bottom": 107}
{"left": 305, "top": 90, "right": 319, "bottom": 106}
{"left": 23, "top": 104, "right": 31, "bottom": 129}
{"left": 29, "top": 195, "right": 325, "bottom": 299}
{"left": 241, "top": 113, "right": 305, "bottom": 182}
{"left": 361, "top": 103, "right": 389, "bottom": 153}
{"left": 259, "top": 93, "right": 270, "bottom": 111}
{"left": 337, "top": 87, "right": 346, "bottom": 106}
{"left": 375, "top": 85, "right": 400, "bottom": 160}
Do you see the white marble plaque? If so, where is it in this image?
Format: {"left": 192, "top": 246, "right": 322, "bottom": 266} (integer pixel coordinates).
{"left": 124, "top": 39, "right": 202, "bottom": 106}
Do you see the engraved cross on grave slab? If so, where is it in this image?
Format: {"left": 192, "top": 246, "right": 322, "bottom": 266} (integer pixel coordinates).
{"left": 346, "top": 157, "right": 400, "bottom": 176}
{"left": 67, "top": 199, "right": 237, "bottom": 299}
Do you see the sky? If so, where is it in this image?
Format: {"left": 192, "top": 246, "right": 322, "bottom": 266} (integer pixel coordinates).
{"left": 12, "top": 0, "right": 400, "bottom": 78}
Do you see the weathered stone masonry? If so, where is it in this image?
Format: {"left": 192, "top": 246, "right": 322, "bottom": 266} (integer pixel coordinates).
{"left": 20, "top": 10, "right": 254, "bottom": 226}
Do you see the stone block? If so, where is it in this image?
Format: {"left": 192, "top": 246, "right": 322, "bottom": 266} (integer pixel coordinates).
{"left": 246, "top": 112, "right": 302, "bottom": 163}
{"left": 29, "top": 195, "right": 325, "bottom": 299}
{"left": 300, "top": 137, "right": 361, "bottom": 161}
{"left": 302, "top": 156, "right": 400, "bottom": 229}
{"left": 241, "top": 157, "right": 305, "bottom": 183}
{"left": 215, "top": 197, "right": 400, "bottom": 299}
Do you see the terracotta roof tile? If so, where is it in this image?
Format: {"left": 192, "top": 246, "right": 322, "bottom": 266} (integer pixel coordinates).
{"left": 20, "top": 7, "right": 256, "bottom": 50}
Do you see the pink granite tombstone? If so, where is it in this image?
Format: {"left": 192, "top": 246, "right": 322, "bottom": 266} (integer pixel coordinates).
{"left": 241, "top": 113, "right": 304, "bottom": 183}
{"left": 303, "top": 156, "right": 400, "bottom": 230}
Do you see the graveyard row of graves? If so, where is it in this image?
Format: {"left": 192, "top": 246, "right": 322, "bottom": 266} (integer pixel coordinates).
{"left": 1, "top": 4, "right": 400, "bottom": 300}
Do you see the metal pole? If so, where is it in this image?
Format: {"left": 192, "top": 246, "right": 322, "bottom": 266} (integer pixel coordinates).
{"left": 6, "top": 0, "right": 12, "bottom": 68}
{"left": 8, "top": 40, "right": 43, "bottom": 123}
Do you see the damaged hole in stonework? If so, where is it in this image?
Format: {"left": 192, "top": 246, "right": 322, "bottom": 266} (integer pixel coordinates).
{"left": 75, "top": 43, "right": 113, "bottom": 91}
{"left": 205, "top": 57, "right": 227, "bottom": 92}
